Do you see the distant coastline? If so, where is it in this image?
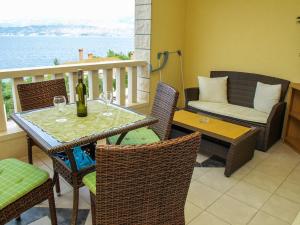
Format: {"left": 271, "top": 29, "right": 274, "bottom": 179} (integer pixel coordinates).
{"left": 0, "top": 24, "right": 133, "bottom": 37}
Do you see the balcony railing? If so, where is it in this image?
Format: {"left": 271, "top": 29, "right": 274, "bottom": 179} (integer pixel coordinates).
{"left": 0, "top": 60, "right": 148, "bottom": 132}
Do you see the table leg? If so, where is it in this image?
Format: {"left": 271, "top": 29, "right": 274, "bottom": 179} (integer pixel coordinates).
{"left": 71, "top": 187, "right": 79, "bottom": 225}
{"left": 53, "top": 170, "right": 61, "bottom": 196}
{"left": 48, "top": 188, "right": 58, "bottom": 225}
{"left": 27, "top": 135, "right": 33, "bottom": 164}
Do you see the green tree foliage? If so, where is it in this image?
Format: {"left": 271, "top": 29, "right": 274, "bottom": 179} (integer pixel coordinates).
{"left": 106, "top": 49, "right": 132, "bottom": 60}
{"left": 1, "top": 81, "right": 14, "bottom": 118}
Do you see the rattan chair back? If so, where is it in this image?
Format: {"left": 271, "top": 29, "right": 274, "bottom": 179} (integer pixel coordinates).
{"left": 17, "top": 78, "right": 68, "bottom": 111}
{"left": 95, "top": 132, "right": 200, "bottom": 225}
{"left": 149, "top": 82, "right": 179, "bottom": 140}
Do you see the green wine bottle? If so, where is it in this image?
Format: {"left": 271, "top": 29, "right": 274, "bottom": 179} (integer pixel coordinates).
{"left": 76, "top": 70, "right": 88, "bottom": 117}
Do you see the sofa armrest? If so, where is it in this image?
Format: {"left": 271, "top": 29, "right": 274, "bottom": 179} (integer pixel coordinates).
{"left": 184, "top": 88, "right": 199, "bottom": 108}
{"left": 265, "top": 102, "right": 286, "bottom": 148}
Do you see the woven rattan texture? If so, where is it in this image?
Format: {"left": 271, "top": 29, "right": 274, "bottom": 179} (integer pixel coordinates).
{"left": 17, "top": 78, "right": 68, "bottom": 112}
{"left": 149, "top": 82, "right": 179, "bottom": 141}
{"left": 0, "top": 179, "right": 57, "bottom": 225}
{"left": 93, "top": 132, "right": 200, "bottom": 225}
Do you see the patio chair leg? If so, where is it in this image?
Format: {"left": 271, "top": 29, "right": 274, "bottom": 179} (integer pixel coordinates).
{"left": 71, "top": 187, "right": 79, "bottom": 225}
{"left": 54, "top": 171, "right": 61, "bottom": 196}
{"left": 90, "top": 193, "right": 96, "bottom": 225}
{"left": 27, "top": 136, "right": 33, "bottom": 164}
{"left": 48, "top": 189, "right": 58, "bottom": 225}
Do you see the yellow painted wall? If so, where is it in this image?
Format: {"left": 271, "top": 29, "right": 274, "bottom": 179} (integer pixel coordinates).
{"left": 150, "top": 0, "right": 186, "bottom": 106}
{"left": 184, "top": 0, "right": 300, "bottom": 88}
{"left": 151, "top": 0, "right": 300, "bottom": 106}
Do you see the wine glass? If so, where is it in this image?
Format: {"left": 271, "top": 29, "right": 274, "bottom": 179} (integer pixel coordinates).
{"left": 53, "top": 96, "right": 67, "bottom": 122}
{"left": 100, "top": 91, "right": 113, "bottom": 116}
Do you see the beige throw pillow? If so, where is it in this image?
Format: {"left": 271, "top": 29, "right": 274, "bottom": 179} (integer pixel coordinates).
{"left": 198, "top": 76, "right": 228, "bottom": 103}
{"left": 254, "top": 82, "right": 282, "bottom": 114}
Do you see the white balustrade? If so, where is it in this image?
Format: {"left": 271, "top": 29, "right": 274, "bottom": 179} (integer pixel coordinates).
{"left": 67, "top": 72, "right": 78, "bottom": 104}
{"left": 11, "top": 77, "right": 24, "bottom": 112}
{"left": 102, "top": 69, "right": 113, "bottom": 93}
{"left": 0, "top": 60, "right": 148, "bottom": 131}
{"left": 52, "top": 73, "right": 64, "bottom": 80}
{"left": 115, "top": 68, "right": 126, "bottom": 106}
{"left": 127, "top": 66, "right": 137, "bottom": 104}
{"left": 88, "top": 70, "right": 100, "bottom": 100}
{"left": 32, "top": 75, "right": 44, "bottom": 82}
{"left": 0, "top": 80, "right": 7, "bottom": 131}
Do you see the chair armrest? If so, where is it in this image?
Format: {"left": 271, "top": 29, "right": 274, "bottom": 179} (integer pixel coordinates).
{"left": 267, "top": 102, "right": 286, "bottom": 124}
{"left": 265, "top": 102, "right": 286, "bottom": 148}
{"left": 184, "top": 88, "right": 199, "bottom": 107}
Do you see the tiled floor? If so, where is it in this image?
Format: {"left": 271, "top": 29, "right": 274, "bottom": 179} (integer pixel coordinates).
{"left": 17, "top": 141, "right": 300, "bottom": 225}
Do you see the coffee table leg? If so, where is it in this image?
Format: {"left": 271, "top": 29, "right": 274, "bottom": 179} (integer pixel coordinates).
{"left": 225, "top": 130, "right": 258, "bottom": 177}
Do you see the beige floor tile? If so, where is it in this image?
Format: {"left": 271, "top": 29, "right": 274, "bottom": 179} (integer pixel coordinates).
{"left": 227, "top": 181, "right": 271, "bottom": 209}
{"left": 188, "top": 211, "right": 230, "bottom": 225}
{"left": 79, "top": 187, "right": 92, "bottom": 204}
{"left": 243, "top": 170, "right": 284, "bottom": 193}
{"left": 276, "top": 181, "right": 300, "bottom": 204}
{"left": 197, "top": 153, "right": 210, "bottom": 162}
{"left": 207, "top": 195, "right": 257, "bottom": 225}
{"left": 245, "top": 150, "right": 269, "bottom": 169}
{"left": 248, "top": 211, "right": 290, "bottom": 225}
{"left": 254, "top": 160, "right": 295, "bottom": 179}
{"left": 53, "top": 191, "right": 90, "bottom": 209}
{"left": 187, "top": 181, "right": 222, "bottom": 209}
{"left": 286, "top": 169, "right": 300, "bottom": 186}
{"left": 262, "top": 194, "right": 300, "bottom": 223}
{"left": 198, "top": 168, "right": 238, "bottom": 193}
{"left": 192, "top": 167, "right": 211, "bottom": 181}
{"left": 231, "top": 164, "right": 253, "bottom": 180}
{"left": 185, "top": 201, "right": 203, "bottom": 224}
{"left": 85, "top": 212, "right": 93, "bottom": 225}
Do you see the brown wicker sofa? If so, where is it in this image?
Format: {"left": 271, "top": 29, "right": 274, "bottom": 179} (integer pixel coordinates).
{"left": 185, "top": 71, "right": 290, "bottom": 151}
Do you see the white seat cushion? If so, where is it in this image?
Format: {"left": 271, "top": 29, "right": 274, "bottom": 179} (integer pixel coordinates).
{"left": 188, "top": 101, "right": 269, "bottom": 124}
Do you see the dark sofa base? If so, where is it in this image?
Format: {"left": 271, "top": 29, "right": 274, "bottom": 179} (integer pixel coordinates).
{"left": 186, "top": 106, "right": 283, "bottom": 152}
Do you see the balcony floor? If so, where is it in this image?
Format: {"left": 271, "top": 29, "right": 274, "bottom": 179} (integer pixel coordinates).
{"left": 11, "top": 141, "right": 300, "bottom": 225}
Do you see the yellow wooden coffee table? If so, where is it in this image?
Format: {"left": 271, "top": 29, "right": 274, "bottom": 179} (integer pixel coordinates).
{"left": 173, "top": 110, "right": 258, "bottom": 177}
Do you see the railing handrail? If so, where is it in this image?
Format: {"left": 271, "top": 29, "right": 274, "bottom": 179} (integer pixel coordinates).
{"left": 0, "top": 60, "right": 147, "bottom": 79}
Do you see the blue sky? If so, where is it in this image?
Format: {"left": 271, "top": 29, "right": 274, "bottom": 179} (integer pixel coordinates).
{"left": 0, "top": 0, "right": 134, "bottom": 27}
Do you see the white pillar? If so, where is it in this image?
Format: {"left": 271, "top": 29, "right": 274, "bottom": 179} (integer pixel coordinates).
{"left": 127, "top": 66, "right": 137, "bottom": 104}
{"left": 67, "top": 72, "right": 78, "bottom": 103}
{"left": 0, "top": 80, "right": 7, "bottom": 131}
{"left": 32, "top": 75, "right": 44, "bottom": 82}
{"left": 11, "top": 77, "right": 24, "bottom": 112}
{"left": 88, "top": 70, "right": 100, "bottom": 100}
{"left": 115, "top": 68, "right": 126, "bottom": 106}
{"left": 102, "top": 69, "right": 113, "bottom": 93}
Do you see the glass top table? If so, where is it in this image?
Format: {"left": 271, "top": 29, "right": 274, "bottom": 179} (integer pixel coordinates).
{"left": 11, "top": 100, "right": 158, "bottom": 154}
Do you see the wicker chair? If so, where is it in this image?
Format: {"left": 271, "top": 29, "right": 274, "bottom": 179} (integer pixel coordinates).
{"left": 83, "top": 132, "right": 201, "bottom": 225}
{"left": 17, "top": 78, "right": 95, "bottom": 224}
{"left": 0, "top": 159, "right": 57, "bottom": 225}
{"left": 17, "top": 78, "right": 69, "bottom": 164}
{"left": 108, "top": 82, "right": 179, "bottom": 145}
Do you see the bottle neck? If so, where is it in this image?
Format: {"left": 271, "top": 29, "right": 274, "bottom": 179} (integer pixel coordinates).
{"left": 78, "top": 74, "right": 83, "bottom": 83}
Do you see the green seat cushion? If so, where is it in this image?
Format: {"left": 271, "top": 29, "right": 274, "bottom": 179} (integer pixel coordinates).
{"left": 83, "top": 172, "right": 96, "bottom": 195}
{"left": 0, "top": 158, "right": 49, "bottom": 210}
{"left": 108, "top": 127, "right": 160, "bottom": 145}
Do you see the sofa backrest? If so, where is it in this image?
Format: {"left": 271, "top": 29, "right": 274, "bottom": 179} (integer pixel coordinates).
{"left": 210, "top": 71, "right": 290, "bottom": 108}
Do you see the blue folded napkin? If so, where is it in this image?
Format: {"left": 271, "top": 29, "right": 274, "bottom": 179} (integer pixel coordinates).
{"left": 55, "top": 146, "right": 95, "bottom": 170}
